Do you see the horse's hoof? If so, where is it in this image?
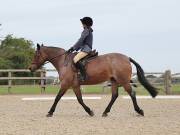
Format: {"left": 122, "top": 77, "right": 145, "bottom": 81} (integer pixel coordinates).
{"left": 46, "top": 113, "right": 53, "bottom": 117}
{"left": 88, "top": 110, "right": 94, "bottom": 117}
{"left": 102, "top": 113, "right": 108, "bottom": 117}
{"left": 138, "top": 109, "right": 144, "bottom": 116}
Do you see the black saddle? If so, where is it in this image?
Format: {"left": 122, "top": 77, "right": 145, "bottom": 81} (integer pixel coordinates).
{"left": 80, "top": 50, "right": 98, "bottom": 66}
{"left": 68, "top": 50, "right": 98, "bottom": 81}
{"left": 67, "top": 50, "right": 98, "bottom": 69}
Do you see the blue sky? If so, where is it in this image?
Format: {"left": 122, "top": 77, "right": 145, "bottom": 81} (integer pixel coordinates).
{"left": 0, "top": 0, "right": 180, "bottom": 75}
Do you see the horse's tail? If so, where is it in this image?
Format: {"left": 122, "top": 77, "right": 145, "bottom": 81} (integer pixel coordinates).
{"left": 129, "top": 57, "right": 158, "bottom": 98}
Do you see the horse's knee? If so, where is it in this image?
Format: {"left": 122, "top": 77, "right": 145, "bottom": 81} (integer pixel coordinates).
{"left": 60, "top": 82, "right": 70, "bottom": 90}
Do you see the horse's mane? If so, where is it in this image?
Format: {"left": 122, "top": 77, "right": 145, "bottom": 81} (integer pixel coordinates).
{"left": 40, "top": 46, "right": 66, "bottom": 56}
{"left": 46, "top": 46, "right": 64, "bottom": 50}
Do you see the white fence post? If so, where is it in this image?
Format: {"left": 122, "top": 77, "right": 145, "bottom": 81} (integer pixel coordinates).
{"left": 8, "top": 71, "right": 12, "bottom": 93}
{"left": 40, "top": 70, "right": 46, "bottom": 93}
{"left": 164, "top": 70, "right": 172, "bottom": 94}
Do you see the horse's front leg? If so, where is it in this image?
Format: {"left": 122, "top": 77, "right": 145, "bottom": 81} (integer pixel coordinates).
{"left": 46, "top": 88, "right": 67, "bottom": 117}
{"left": 73, "top": 86, "right": 94, "bottom": 116}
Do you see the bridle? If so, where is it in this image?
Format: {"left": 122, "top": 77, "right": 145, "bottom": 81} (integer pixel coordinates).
{"left": 31, "top": 50, "right": 68, "bottom": 65}
{"left": 44, "top": 51, "right": 68, "bottom": 65}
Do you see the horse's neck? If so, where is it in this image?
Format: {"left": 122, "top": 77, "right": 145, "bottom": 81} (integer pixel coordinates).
{"left": 44, "top": 47, "right": 65, "bottom": 72}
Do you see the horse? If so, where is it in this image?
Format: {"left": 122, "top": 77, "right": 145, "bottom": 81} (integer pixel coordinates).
{"left": 29, "top": 44, "right": 158, "bottom": 117}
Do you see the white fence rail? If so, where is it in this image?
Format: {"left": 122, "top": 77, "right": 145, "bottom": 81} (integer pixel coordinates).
{"left": 0, "top": 69, "right": 176, "bottom": 94}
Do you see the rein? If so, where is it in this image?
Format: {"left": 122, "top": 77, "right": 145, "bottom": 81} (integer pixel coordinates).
{"left": 44, "top": 51, "right": 68, "bottom": 65}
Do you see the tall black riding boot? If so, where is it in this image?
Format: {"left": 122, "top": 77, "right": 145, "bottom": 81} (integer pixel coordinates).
{"left": 75, "top": 61, "right": 87, "bottom": 81}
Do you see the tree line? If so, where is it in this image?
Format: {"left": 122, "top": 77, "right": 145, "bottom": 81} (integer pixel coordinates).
{"left": 0, "top": 35, "right": 39, "bottom": 85}
{"left": 0, "top": 35, "right": 34, "bottom": 69}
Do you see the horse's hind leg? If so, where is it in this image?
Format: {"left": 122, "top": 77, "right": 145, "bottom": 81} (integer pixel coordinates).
{"left": 73, "top": 86, "right": 94, "bottom": 116}
{"left": 123, "top": 83, "right": 144, "bottom": 116}
{"left": 102, "top": 80, "right": 118, "bottom": 117}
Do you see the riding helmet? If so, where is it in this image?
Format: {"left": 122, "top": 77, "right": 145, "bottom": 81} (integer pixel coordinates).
{"left": 80, "top": 17, "right": 93, "bottom": 27}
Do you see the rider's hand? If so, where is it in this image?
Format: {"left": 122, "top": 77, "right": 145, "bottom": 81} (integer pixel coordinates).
{"left": 67, "top": 47, "right": 74, "bottom": 53}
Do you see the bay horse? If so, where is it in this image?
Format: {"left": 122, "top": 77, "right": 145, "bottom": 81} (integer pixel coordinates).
{"left": 29, "top": 44, "right": 158, "bottom": 117}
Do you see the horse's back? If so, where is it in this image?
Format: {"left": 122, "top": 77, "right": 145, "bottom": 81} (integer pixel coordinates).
{"left": 89, "top": 53, "right": 130, "bottom": 66}
{"left": 97, "top": 53, "right": 131, "bottom": 71}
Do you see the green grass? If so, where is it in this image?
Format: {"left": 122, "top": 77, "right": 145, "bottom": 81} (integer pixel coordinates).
{"left": 171, "top": 84, "right": 180, "bottom": 94}
{"left": 0, "top": 85, "right": 59, "bottom": 95}
{"left": 83, "top": 84, "right": 180, "bottom": 95}
{"left": 0, "top": 84, "right": 179, "bottom": 95}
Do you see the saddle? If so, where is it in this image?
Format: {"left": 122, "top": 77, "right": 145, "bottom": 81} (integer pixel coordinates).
{"left": 80, "top": 50, "right": 98, "bottom": 66}
{"left": 68, "top": 50, "right": 98, "bottom": 82}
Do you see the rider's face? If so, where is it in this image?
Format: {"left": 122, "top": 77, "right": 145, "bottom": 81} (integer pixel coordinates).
{"left": 82, "top": 23, "right": 87, "bottom": 29}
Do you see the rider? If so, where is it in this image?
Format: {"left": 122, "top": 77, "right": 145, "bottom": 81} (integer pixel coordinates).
{"left": 67, "top": 17, "right": 93, "bottom": 81}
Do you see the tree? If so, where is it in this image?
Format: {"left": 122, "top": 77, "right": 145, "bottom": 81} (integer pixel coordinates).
{"left": 0, "top": 35, "right": 35, "bottom": 69}
{"left": 0, "top": 35, "right": 36, "bottom": 85}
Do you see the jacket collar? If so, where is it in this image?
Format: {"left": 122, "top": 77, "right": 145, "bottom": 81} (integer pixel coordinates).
{"left": 84, "top": 27, "right": 93, "bottom": 32}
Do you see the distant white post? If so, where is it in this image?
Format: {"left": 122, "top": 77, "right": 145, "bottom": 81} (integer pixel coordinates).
{"left": 40, "top": 69, "right": 46, "bottom": 93}
{"left": 8, "top": 71, "right": 12, "bottom": 93}
{"left": 164, "top": 70, "right": 172, "bottom": 94}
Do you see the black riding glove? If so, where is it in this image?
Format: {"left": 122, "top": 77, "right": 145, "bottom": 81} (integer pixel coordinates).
{"left": 67, "top": 47, "right": 74, "bottom": 53}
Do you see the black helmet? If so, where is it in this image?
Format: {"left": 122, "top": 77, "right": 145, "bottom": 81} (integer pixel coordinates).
{"left": 80, "top": 17, "right": 93, "bottom": 26}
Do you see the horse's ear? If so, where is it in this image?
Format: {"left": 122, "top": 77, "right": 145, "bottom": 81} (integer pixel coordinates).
{"left": 37, "top": 43, "right": 40, "bottom": 50}
{"left": 41, "top": 44, "right": 44, "bottom": 47}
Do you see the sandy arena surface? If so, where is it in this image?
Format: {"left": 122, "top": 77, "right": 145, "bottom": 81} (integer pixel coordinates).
{"left": 0, "top": 94, "right": 180, "bottom": 135}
